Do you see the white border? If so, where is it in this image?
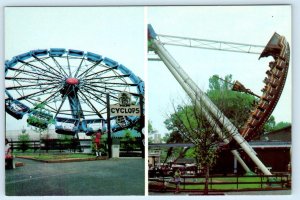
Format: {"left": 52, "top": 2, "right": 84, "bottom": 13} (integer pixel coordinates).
{"left": 1, "top": 1, "right": 299, "bottom": 200}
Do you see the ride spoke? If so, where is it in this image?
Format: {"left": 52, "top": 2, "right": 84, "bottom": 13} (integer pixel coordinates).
{"left": 84, "top": 81, "right": 137, "bottom": 87}
{"left": 26, "top": 97, "right": 58, "bottom": 112}
{"left": 54, "top": 94, "right": 69, "bottom": 118}
{"left": 79, "top": 86, "right": 109, "bottom": 104}
{"left": 67, "top": 55, "right": 72, "bottom": 77}
{"left": 18, "top": 59, "right": 64, "bottom": 79}
{"left": 73, "top": 56, "right": 86, "bottom": 78}
{"left": 32, "top": 87, "right": 63, "bottom": 109}
{"left": 77, "top": 91, "right": 104, "bottom": 119}
{"left": 50, "top": 57, "right": 69, "bottom": 77}
{"left": 81, "top": 85, "right": 119, "bottom": 100}
{"left": 16, "top": 85, "right": 60, "bottom": 100}
{"left": 82, "top": 66, "right": 118, "bottom": 79}
{"left": 84, "top": 74, "right": 130, "bottom": 81}
{"left": 31, "top": 55, "right": 66, "bottom": 79}
{"left": 87, "top": 83, "right": 139, "bottom": 97}
{"left": 5, "top": 76, "right": 56, "bottom": 82}
{"left": 76, "top": 61, "right": 101, "bottom": 79}
{"left": 9, "top": 67, "right": 62, "bottom": 81}
{"left": 6, "top": 81, "right": 61, "bottom": 90}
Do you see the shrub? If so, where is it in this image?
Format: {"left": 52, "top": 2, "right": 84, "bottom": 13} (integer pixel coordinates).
{"left": 18, "top": 133, "right": 30, "bottom": 152}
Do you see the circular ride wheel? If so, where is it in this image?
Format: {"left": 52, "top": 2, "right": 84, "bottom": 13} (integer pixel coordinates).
{"left": 5, "top": 48, "right": 144, "bottom": 135}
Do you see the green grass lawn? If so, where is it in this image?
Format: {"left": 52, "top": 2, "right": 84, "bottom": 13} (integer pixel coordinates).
{"left": 15, "top": 153, "right": 96, "bottom": 161}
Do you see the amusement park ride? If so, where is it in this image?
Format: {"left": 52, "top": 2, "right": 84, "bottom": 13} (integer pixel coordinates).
{"left": 148, "top": 24, "right": 290, "bottom": 175}
{"left": 5, "top": 49, "right": 144, "bottom": 139}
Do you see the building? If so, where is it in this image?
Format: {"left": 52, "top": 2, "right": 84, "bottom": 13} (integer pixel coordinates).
{"left": 148, "top": 125, "right": 291, "bottom": 174}
{"left": 214, "top": 125, "right": 291, "bottom": 174}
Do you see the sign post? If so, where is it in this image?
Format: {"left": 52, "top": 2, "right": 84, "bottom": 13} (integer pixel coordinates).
{"left": 139, "top": 94, "right": 145, "bottom": 158}
{"left": 106, "top": 93, "right": 112, "bottom": 158}
{"left": 109, "top": 92, "right": 143, "bottom": 157}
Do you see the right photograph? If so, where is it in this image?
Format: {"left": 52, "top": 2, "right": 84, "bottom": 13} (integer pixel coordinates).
{"left": 147, "top": 6, "right": 291, "bottom": 195}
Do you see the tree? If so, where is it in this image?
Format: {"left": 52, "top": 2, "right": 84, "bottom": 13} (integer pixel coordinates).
{"left": 18, "top": 132, "right": 30, "bottom": 152}
{"left": 263, "top": 115, "right": 276, "bottom": 132}
{"left": 207, "top": 74, "right": 256, "bottom": 129}
{"left": 208, "top": 74, "right": 233, "bottom": 91}
{"left": 148, "top": 137, "right": 154, "bottom": 144}
{"left": 148, "top": 120, "right": 154, "bottom": 133}
{"left": 168, "top": 99, "right": 228, "bottom": 195}
{"left": 161, "top": 133, "right": 170, "bottom": 143}
{"left": 273, "top": 121, "right": 291, "bottom": 131}
{"left": 148, "top": 120, "right": 156, "bottom": 144}
{"left": 207, "top": 74, "right": 282, "bottom": 133}
{"left": 124, "top": 129, "right": 136, "bottom": 153}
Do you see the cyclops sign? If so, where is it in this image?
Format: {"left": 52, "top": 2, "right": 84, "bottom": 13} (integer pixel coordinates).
{"left": 110, "top": 92, "right": 140, "bottom": 116}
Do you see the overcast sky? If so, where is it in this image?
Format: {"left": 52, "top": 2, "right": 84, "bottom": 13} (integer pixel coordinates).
{"left": 148, "top": 6, "right": 292, "bottom": 135}
{"left": 3, "top": 6, "right": 293, "bottom": 136}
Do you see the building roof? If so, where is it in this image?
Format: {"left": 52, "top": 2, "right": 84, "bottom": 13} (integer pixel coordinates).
{"left": 149, "top": 143, "right": 194, "bottom": 148}
{"left": 259, "top": 125, "right": 291, "bottom": 142}
{"left": 248, "top": 141, "right": 291, "bottom": 148}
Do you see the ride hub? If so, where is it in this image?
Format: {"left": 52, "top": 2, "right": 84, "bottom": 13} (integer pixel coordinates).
{"left": 66, "top": 78, "right": 79, "bottom": 85}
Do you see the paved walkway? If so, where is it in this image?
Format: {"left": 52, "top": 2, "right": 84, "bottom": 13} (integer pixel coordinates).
{"left": 6, "top": 157, "right": 145, "bottom": 196}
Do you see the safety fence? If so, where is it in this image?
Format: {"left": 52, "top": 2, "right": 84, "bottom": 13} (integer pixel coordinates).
{"left": 149, "top": 174, "right": 291, "bottom": 193}
{"left": 8, "top": 139, "right": 90, "bottom": 153}
{"left": 8, "top": 139, "right": 143, "bottom": 155}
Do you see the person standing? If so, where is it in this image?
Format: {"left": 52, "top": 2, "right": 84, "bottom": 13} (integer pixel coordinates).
{"left": 94, "top": 130, "right": 102, "bottom": 157}
{"left": 5, "top": 138, "right": 13, "bottom": 169}
{"left": 174, "top": 169, "right": 181, "bottom": 193}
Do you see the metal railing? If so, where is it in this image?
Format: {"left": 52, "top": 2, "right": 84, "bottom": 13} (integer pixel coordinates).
{"left": 149, "top": 174, "right": 291, "bottom": 192}
{"left": 8, "top": 139, "right": 91, "bottom": 153}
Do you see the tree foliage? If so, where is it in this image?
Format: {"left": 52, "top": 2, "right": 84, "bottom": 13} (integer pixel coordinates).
{"left": 18, "top": 133, "right": 30, "bottom": 152}
{"left": 208, "top": 74, "right": 233, "bottom": 91}
{"left": 207, "top": 74, "right": 284, "bottom": 133}
{"left": 168, "top": 103, "right": 223, "bottom": 165}
{"left": 207, "top": 74, "right": 256, "bottom": 130}
{"left": 148, "top": 120, "right": 154, "bottom": 134}
{"left": 274, "top": 121, "right": 291, "bottom": 130}
{"left": 123, "top": 130, "right": 136, "bottom": 152}
{"left": 167, "top": 100, "right": 226, "bottom": 194}
{"left": 18, "top": 132, "right": 30, "bottom": 142}
{"left": 263, "top": 115, "right": 276, "bottom": 132}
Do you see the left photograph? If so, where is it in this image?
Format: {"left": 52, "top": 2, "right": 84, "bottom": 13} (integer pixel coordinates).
{"left": 4, "top": 7, "right": 145, "bottom": 196}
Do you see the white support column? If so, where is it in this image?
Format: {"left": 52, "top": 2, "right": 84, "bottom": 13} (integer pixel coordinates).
{"left": 152, "top": 38, "right": 271, "bottom": 175}
{"left": 156, "top": 49, "right": 252, "bottom": 173}
{"left": 233, "top": 152, "right": 238, "bottom": 174}
{"left": 231, "top": 150, "right": 251, "bottom": 174}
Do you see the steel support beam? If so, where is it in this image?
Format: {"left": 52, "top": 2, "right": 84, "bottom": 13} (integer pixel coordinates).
{"left": 149, "top": 26, "right": 271, "bottom": 175}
